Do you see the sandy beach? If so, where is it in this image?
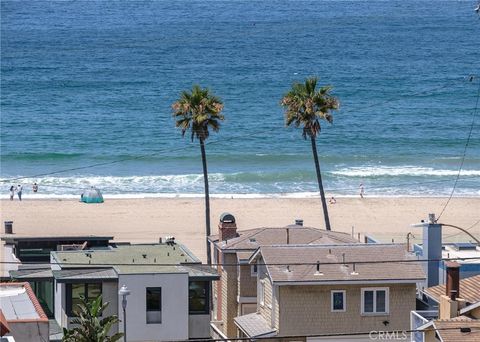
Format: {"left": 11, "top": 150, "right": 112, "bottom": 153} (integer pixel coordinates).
{"left": 1, "top": 197, "right": 479, "bottom": 262}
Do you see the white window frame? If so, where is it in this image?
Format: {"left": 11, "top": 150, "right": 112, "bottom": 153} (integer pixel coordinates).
{"left": 361, "top": 287, "right": 389, "bottom": 315}
{"left": 251, "top": 264, "right": 258, "bottom": 277}
{"left": 259, "top": 280, "right": 265, "bottom": 307}
{"left": 331, "top": 290, "right": 346, "bottom": 312}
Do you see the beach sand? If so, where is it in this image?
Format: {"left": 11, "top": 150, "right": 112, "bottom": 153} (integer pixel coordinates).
{"left": 1, "top": 197, "right": 479, "bottom": 263}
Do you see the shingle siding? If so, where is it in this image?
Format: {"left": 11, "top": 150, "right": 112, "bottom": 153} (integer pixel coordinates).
{"left": 238, "top": 265, "right": 257, "bottom": 298}
{"left": 221, "top": 253, "right": 239, "bottom": 337}
{"left": 278, "top": 283, "right": 416, "bottom": 336}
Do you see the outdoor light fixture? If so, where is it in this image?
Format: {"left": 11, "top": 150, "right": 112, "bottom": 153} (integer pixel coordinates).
{"left": 118, "top": 284, "right": 131, "bottom": 342}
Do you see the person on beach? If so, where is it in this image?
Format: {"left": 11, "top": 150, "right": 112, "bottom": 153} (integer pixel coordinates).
{"left": 9, "top": 186, "right": 15, "bottom": 201}
{"left": 329, "top": 196, "right": 337, "bottom": 204}
{"left": 16, "top": 184, "right": 23, "bottom": 201}
{"left": 33, "top": 182, "right": 38, "bottom": 193}
{"left": 359, "top": 183, "right": 365, "bottom": 198}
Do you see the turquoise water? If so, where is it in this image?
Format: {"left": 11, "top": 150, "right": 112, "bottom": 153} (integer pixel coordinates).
{"left": 1, "top": 0, "right": 479, "bottom": 197}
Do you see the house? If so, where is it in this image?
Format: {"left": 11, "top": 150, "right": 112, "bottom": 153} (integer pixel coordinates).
{"left": 49, "top": 239, "right": 219, "bottom": 341}
{"left": 414, "top": 264, "right": 480, "bottom": 342}
{"left": 207, "top": 213, "right": 359, "bottom": 337}
{"left": 233, "top": 243, "right": 425, "bottom": 340}
{"left": 0, "top": 282, "right": 49, "bottom": 342}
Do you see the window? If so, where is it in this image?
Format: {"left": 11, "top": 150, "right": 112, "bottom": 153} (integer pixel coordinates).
{"left": 66, "top": 283, "right": 102, "bottom": 316}
{"left": 331, "top": 290, "right": 346, "bottom": 312}
{"left": 259, "top": 280, "right": 265, "bottom": 306}
{"left": 189, "top": 281, "right": 209, "bottom": 314}
{"left": 361, "top": 288, "right": 389, "bottom": 315}
{"left": 146, "top": 287, "right": 162, "bottom": 324}
{"left": 251, "top": 264, "right": 258, "bottom": 277}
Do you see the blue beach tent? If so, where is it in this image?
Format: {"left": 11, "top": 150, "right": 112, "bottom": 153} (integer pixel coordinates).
{"left": 81, "top": 187, "right": 104, "bottom": 203}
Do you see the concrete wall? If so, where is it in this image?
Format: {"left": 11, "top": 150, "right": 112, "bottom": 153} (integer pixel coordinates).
{"left": 117, "top": 273, "right": 189, "bottom": 342}
{"left": 189, "top": 314, "right": 211, "bottom": 339}
{"left": 7, "top": 321, "right": 49, "bottom": 342}
{"left": 278, "top": 283, "right": 416, "bottom": 336}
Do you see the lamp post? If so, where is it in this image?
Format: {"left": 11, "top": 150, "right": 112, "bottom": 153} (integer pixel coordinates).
{"left": 118, "top": 284, "right": 130, "bottom": 342}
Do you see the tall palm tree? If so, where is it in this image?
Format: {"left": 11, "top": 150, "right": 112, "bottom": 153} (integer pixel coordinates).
{"left": 172, "top": 85, "right": 224, "bottom": 265}
{"left": 281, "top": 77, "right": 339, "bottom": 231}
{"left": 62, "top": 296, "right": 123, "bottom": 342}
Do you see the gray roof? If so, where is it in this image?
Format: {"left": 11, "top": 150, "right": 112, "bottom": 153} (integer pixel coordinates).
{"left": 52, "top": 243, "right": 218, "bottom": 278}
{"left": 53, "top": 268, "right": 118, "bottom": 282}
{"left": 234, "top": 313, "right": 276, "bottom": 338}
{"left": 211, "top": 226, "right": 358, "bottom": 251}
{"left": 10, "top": 267, "right": 53, "bottom": 280}
{"left": 253, "top": 244, "right": 425, "bottom": 283}
{"left": 0, "top": 283, "right": 45, "bottom": 321}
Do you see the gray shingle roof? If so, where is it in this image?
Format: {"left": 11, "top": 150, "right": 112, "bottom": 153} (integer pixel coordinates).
{"left": 52, "top": 268, "right": 118, "bottom": 282}
{"left": 234, "top": 313, "right": 276, "bottom": 338}
{"left": 254, "top": 244, "right": 425, "bottom": 283}
{"left": 212, "top": 226, "right": 358, "bottom": 251}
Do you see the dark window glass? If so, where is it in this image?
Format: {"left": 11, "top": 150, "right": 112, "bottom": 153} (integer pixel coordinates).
{"left": 189, "top": 281, "right": 209, "bottom": 314}
{"left": 332, "top": 292, "right": 344, "bottom": 311}
{"left": 376, "top": 290, "right": 386, "bottom": 312}
{"left": 67, "top": 283, "right": 102, "bottom": 316}
{"left": 364, "top": 290, "right": 374, "bottom": 312}
{"left": 146, "top": 287, "right": 162, "bottom": 323}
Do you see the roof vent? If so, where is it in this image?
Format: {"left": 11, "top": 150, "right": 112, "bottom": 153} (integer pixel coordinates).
{"left": 249, "top": 238, "right": 256, "bottom": 243}
{"left": 295, "top": 219, "right": 303, "bottom": 226}
{"left": 314, "top": 261, "right": 323, "bottom": 276}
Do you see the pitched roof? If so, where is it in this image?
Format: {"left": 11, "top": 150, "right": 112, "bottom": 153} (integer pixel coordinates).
{"left": 0, "top": 282, "right": 48, "bottom": 322}
{"left": 430, "top": 318, "right": 480, "bottom": 342}
{"left": 253, "top": 244, "right": 425, "bottom": 283}
{"left": 52, "top": 268, "right": 118, "bottom": 282}
{"left": 424, "top": 275, "right": 480, "bottom": 304}
{"left": 234, "top": 313, "right": 276, "bottom": 338}
{"left": 211, "top": 226, "right": 358, "bottom": 251}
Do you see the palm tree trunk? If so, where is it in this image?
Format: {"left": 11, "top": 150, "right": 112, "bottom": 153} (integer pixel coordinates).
{"left": 200, "top": 138, "right": 212, "bottom": 264}
{"left": 310, "top": 136, "right": 332, "bottom": 231}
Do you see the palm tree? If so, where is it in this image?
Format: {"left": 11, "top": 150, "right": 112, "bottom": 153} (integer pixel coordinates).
{"left": 281, "top": 77, "right": 339, "bottom": 231}
{"left": 172, "top": 85, "right": 225, "bottom": 265}
{"left": 62, "top": 296, "right": 123, "bottom": 342}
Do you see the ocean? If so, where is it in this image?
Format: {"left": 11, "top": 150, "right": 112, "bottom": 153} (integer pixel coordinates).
{"left": 1, "top": 0, "right": 479, "bottom": 198}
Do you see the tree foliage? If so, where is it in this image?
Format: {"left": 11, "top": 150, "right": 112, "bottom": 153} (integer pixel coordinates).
{"left": 62, "top": 296, "right": 123, "bottom": 342}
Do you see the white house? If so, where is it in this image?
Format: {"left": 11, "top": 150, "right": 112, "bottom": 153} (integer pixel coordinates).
{"left": 50, "top": 240, "right": 219, "bottom": 341}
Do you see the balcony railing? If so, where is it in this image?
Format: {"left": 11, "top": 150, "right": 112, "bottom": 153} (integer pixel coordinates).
{"left": 410, "top": 310, "right": 438, "bottom": 342}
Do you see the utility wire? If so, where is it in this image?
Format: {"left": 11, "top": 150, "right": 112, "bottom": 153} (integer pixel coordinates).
{"left": 437, "top": 79, "right": 480, "bottom": 221}
{"left": 4, "top": 256, "right": 480, "bottom": 268}
{"left": 181, "top": 326, "right": 480, "bottom": 342}
{"left": 1, "top": 77, "right": 473, "bottom": 184}
{"left": 444, "top": 219, "right": 480, "bottom": 239}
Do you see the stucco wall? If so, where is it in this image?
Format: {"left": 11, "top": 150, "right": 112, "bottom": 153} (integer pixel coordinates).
{"left": 117, "top": 273, "right": 189, "bottom": 341}
{"left": 278, "top": 283, "right": 416, "bottom": 336}
{"left": 189, "top": 314, "right": 211, "bottom": 338}
{"left": 7, "top": 321, "right": 49, "bottom": 342}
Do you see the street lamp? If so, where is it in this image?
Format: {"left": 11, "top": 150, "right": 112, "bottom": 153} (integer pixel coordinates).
{"left": 118, "top": 284, "right": 131, "bottom": 342}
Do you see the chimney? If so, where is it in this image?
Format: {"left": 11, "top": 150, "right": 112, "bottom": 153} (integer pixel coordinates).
{"left": 218, "top": 213, "right": 238, "bottom": 241}
{"left": 295, "top": 219, "right": 303, "bottom": 226}
{"left": 421, "top": 213, "right": 442, "bottom": 287}
{"left": 445, "top": 261, "right": 460, "bottom": 300}
{"left": 439, "top": 262, "right": 462, "bottom": 319}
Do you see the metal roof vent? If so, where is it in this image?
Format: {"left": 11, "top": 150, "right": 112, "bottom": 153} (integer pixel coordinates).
{"left": 220, "top": 213, "right": 235, "bottom": 223}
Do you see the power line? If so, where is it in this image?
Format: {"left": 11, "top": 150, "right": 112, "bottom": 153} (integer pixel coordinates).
{"left": 437, "top": 79, "right": 480, "bottom": 221}
{"left": 180, "top": 326, "right": 479, "bottom": 342}
{"left": 1, "top": 76, "right": 474, "bottom": 184}
{"left": 4, "top": 256, "right": 480, "bottom": 268}
{"left": 444, "top": 219, "right": 480, "bottom": 239}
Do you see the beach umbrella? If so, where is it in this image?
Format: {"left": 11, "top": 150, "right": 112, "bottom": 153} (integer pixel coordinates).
{"left": 81, "top": 187, "right": 104, "bottom": 203}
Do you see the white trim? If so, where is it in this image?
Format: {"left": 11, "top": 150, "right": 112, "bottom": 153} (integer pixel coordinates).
{"left": 361, "top": 287, "right": 389, "bottom": 315}
{"left": 331, "top": 290, "right": 346, "bottom": 312}
{"left": 237, "top": 296, "right": 257, "bottom": 304}
{"left": 460, "top": 301, "right": 480, "bottom": 315}
{"left": 274, "top": 279, "right": 422, "bottom": 286}
{"left": 259, "top": 280, "right": 265, "bottom": 307}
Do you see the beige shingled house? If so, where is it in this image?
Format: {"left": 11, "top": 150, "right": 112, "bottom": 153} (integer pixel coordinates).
{"left": 207, "top": 213, "right": 359, "bottom": 338}
{"left": 233, "top": 243, "right": 425, "bottom": 340}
